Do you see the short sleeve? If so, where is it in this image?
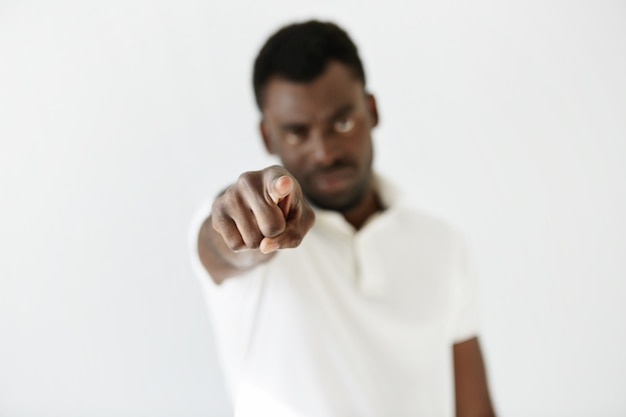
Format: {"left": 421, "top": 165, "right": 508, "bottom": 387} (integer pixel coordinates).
{"left": 450, "top": 232, "right": 482, "bottom": 344}
{"left": 188, "top": 194, "right": 219, "bottom": 287}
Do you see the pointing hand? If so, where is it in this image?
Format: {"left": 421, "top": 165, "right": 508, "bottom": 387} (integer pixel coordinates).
{"left": 211, "top": 165, "right": 315, "bottom": 254}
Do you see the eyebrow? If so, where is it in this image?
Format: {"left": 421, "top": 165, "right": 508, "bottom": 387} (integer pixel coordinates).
{"left": 280, "top": 122, "right": 308, "bottom": 132}
{"left": 329, "top": 103, "right": 355, "bottom": 121}
{"left": 278, "top": 103, "right": 356, "bottom": 132}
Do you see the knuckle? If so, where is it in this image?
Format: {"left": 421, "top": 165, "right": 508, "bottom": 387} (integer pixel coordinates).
{"left": 266, "top": 165, "right": 284, "bottom": 175}
{"left": 212, "top": 194, "right": 237, "bottom": 220}
{"left": 224, "top": 237, "right": 244, "bottom": 252}
{"left": 240, "top": 230, "right": 263, "bottom": 249}
{"left": 211, "top": 198, "right": 225, "bottom": 216}
{"left": 264, "top": 165, "right": 290, "bottom": 185}
{"left": 236, "top": 171, "right": 259, "bottom": 191}
{"left": 211, "top": 212, "right": 227, "bottom": 232}
{"left": 260, "top": 218, "right": 286, "bottom": 238}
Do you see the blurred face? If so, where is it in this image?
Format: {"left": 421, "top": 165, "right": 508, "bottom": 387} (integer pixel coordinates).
{"left": 260, "top": 61, "right": 379, "bottom": 212}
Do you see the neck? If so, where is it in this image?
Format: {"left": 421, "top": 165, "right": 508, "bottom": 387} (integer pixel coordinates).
{"left": 341, "top": 185, "right": 383, "bottom": 230}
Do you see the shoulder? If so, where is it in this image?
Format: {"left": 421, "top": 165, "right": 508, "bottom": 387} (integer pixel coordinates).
{"left": 374, "top": 174, "right": 468, "bottom": 248}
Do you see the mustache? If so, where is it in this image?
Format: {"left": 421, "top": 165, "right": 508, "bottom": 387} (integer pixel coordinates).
{"left": 308, "top": 160, "right": 356, "bottom": 176}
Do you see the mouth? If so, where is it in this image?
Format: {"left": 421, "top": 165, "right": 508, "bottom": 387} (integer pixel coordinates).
{"left": 310, "top": 165, "right": 357, "bottom": 193}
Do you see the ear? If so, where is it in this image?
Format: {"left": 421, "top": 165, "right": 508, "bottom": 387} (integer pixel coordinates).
{"left": 259, "top": 119, "right": 275, "bottom": 155}
{"left": 365, "top": 93, "right": 379, "bottom": 128}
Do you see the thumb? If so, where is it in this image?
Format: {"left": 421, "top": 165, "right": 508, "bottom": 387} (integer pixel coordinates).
{"left": 268, "top": 175, "right": 294, "bottom": 217}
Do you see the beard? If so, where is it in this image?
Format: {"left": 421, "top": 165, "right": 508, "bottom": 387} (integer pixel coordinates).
{"left": 300, "top": 160, "right": 373, "bottom": 213}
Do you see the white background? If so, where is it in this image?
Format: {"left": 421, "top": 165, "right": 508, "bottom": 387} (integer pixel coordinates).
{"left": 1, "top": 1, "right": 625, "bottom": 416}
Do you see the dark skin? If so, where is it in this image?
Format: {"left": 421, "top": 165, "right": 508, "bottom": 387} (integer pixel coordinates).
{"left": 197, "top": 61, "right": 495, "bottom": 417}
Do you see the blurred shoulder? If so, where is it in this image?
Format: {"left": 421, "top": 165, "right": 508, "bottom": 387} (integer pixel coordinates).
{"left": 375, "top": 173, "right": 466, "bottom": 241}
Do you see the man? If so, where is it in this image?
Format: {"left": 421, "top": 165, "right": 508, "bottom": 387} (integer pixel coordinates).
{"left": 191, "top": 20, "right": 496, "bottom": 417}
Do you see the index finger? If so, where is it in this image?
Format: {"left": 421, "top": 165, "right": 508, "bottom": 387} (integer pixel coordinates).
{"left": 267, "top": 175, "right": 294, "bottom": 217}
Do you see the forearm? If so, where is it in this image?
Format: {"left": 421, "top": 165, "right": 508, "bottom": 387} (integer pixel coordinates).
{"left": 454, "top": 337, "right": 496, "bottom": 417}
{"left": 197, "top": 214, "right": 275, "bottom": 284}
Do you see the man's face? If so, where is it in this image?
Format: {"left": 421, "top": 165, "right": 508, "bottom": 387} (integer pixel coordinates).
{"left": 260, "top": 61, "right": 379, "bottom": 212}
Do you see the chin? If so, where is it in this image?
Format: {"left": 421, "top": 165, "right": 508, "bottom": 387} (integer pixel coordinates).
{"left": 308, "top": 188, "right": 366, "bottom": 212}
{"left": 303, "top": 168, "right": 372, "bottom": 212}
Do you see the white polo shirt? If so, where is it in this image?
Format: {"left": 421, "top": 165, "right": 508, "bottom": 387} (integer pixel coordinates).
{"left": 189, "top": 178, "right": 481, "bottom": 417}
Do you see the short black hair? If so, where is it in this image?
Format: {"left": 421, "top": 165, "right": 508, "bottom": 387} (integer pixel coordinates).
{"left": 252, "top": 20, "right": 366, "bottom": 110}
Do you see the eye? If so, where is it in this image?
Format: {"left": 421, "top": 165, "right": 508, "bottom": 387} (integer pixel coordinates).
{"left": 285, "top": 131, "right": 305, "bottom": 145}
{"left": 334, "top": 117, "right": 355, "bottom": 133}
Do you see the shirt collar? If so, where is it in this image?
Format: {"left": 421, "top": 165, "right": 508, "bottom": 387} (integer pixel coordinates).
{"left": 311, "top": 173, "right": 404, "bottom": 235}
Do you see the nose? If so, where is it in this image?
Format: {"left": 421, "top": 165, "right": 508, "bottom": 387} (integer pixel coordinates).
{"left": 309, "top": 129, "right": 339, "bottom": 167}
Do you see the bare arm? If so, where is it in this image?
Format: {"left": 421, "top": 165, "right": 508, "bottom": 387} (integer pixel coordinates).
{"left": 197, "top": 165, "right": 315, "bottom": 284}
{"left": 454, "top": 337, "right": 496, "bottom": 417}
